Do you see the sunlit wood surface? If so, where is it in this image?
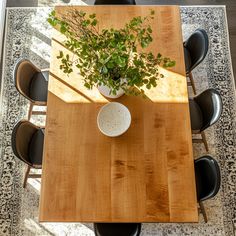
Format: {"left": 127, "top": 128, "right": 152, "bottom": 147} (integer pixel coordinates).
{"left": 39, "top": 5, "right": 198, "bottom": 223}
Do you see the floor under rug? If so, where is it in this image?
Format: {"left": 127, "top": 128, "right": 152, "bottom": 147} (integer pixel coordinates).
{"left": 0, "top": 5, "right": 235, "bottom": 236}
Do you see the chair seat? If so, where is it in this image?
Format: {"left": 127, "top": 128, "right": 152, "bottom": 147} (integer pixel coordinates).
{"left": 189, "top": 99, "right": 203, "bottom": 131}
{"left": 194, "top": 156, "right": 221, "bottom": 202}
{"left": 94, "top": 223, "right": 141, "bottom": 236}
{"left": 184, "top": 29, "right": 209, "bottom": 73}
{"left": 29, "top": 71, "right": 49, "bottom": 102}
{"left": 28, "top": 129, "right": 44, "bottom": 166}
{"left": 184, "top": 47, "right": 192, "bottom": 74}
{"left": 195, "top": 161, "right": 210, "bottom": 201}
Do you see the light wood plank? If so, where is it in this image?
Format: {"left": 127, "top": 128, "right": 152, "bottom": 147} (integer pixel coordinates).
{"left": 39, "top": 5, "right": 198, "bottom": 223}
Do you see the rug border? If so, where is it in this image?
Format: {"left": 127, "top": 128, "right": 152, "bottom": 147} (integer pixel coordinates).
{"left": 223, "top": 6, "right": 236, "bottom": 90}
{"left": 0, "top": 8, "right": 8, "bottom": 117}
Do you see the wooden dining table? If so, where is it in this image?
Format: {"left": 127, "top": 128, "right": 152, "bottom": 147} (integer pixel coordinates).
{"left": 39, "top": 5, "right": 198, "bottom": 223}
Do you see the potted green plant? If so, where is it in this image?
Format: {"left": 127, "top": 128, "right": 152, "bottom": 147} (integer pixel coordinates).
{"left": 47, "top": 9, "right": 176, "bottom": 98}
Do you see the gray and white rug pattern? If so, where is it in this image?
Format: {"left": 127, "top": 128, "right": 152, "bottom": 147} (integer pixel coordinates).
{"left": 0, "top": 5, "right": 235, "bottom": 236}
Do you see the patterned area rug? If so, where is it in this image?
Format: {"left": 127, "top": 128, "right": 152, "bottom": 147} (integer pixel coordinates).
{"left": 0, "top": 5, "right": 235, "bottom": 236}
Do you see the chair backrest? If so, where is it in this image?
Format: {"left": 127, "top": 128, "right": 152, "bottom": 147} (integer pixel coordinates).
{"left": 94, "top": 0, "right": 136, "bottom": 5}
{"left": 184, "top": 29, "right": 209, "bottom": 72}
{"left": 11, "top": 120, "right": 40, "bottom": 167}
{"left": 194, "top": 88, "right": 223, "bottom": 131}
{"left": 94, "top": 223, "right": 141, "bottom": 236}
{"left": 194, "top": 155, "right": 221, "bottom": 202}
{"left": 14, "top": 59, "right": 40, "bottom": 102}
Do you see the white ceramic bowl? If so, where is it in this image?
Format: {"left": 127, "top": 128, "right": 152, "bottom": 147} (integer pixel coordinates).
{"left": 97, "top": 102, "right": 131, "bottom": 137}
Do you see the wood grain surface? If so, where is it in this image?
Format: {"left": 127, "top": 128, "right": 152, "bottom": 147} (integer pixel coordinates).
{"left": 39, "top": 5, "right": 198, "bottom": 223}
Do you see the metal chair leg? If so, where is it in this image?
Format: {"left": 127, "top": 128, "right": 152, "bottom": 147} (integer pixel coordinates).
{"left": 201, "top": 131, "right": 209, "bottom": 152}
{"left": 23, "top": 166, "right": 31, "bottom": 188}
{"left": 28, "top": 103, "right": 33, "bottom": 120}
{"left": 189, "top": 72, "right": 197, "bottom": 95}
{"left": 199, "top": 201, "right": 208, "bottom": 223}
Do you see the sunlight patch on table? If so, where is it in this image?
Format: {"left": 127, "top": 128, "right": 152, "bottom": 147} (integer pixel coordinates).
{"left": 144, "top": 67, "right": 188, "bottom": 103}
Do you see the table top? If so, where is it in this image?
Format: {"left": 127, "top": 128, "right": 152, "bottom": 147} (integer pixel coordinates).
{"left": 39, "top": 5, "right": 198, "bottom": 223}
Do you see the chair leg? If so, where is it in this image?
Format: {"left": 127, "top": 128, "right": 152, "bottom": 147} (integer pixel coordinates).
{"left": 23, "top": 166, "right": 31, "bottom": 188}
{"left": 28, "top": 103, "right": 33, "bottom": 120}
{"left": 199, "top": 201, "right": 208, "bottom": 223}
{"left": 192, "top": 138, "right": 203, "bottom": 143}
{"left": 189, "top": 72, "right": 197, "bottom": 95}
{"left": 201, "top": 131, "right": 209, "bottom": 152}
{"left": 28, "top": 174, "right": 42, "bottom": 178}
{"left": 32, "top": 110, "right": 47, "bottom": 116}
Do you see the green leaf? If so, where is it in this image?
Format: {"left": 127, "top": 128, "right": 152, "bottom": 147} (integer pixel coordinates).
{"left": 76, "top": 64, "right": 82, "bottom": 69}
{"left": 130, "top": 34, "right": 135, "bottom": 40}
{"left": 89, "top": 13, "right": 96, "bottom": 19}
{"left": 47, "top": 18, "right": 53, "bottom": 25}
{"left": 51, "top": 10, "right": 56, "bottom": 16}
{"left": 60, "top": 25, "right": 67, "bottom": 33}
{"left": 84, "top": 82, "right": 91, "bottom": 89}
{"left": 141, "top": 40, "right": 148, "bottom": 48}
{"left": 82, "top": 20, "right": 88, "bottom": 27}
{"left": 78, "top": 11, "right": 86, "bottom": 17}
{"left": 47, "top": 17, "right": 57, "bottom": 27}
{"left": 107, "top": 61, "right": 114, "bottom": 69}
{"left": 168, "top": 61, "right": 176, "bottom": 67}
{"left": 83, "top": 62, "right": 88, "bottom": 67}
{"left": 57, "top": 51, "right": 64, "bottom": 59}
{"left": 147, "top": 27, "right": 152, "bottom": 33}
{"left": 91, "top": 19, "right": 98, "bottom": 26}
{"left": 102, "top": 66, "right": 108, "bottom": 74}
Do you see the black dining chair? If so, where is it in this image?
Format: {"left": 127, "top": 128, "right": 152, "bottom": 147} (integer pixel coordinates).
{"left": 94, "top": 223, "right": 141, "bottom": 236}
{"left": 11, "top": 120, "right": 44, "bottom": 188}
{"left": 189, "top": 88, "right": 223, "bottom": 151}
{"left": 94, "top": 0, "right": 136, "bottom": 5}
{"left": 184, "top": 29, "right": 209, "bottom": 94}
{"left": 14, "top": 59, "right": 49, "bottom": 120}
{"left": 194, "top": 155, "right": 221, "bottom": 222}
